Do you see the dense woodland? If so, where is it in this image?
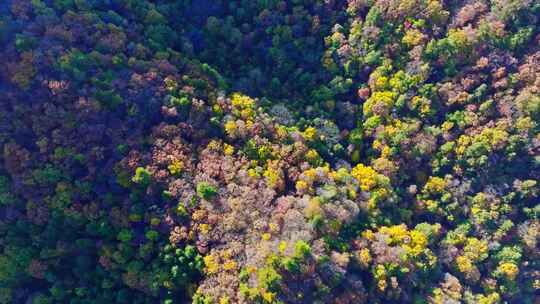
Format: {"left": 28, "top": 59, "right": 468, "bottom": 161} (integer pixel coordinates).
{"left": 0, "top": 0, "right": 539, "bottom": 303}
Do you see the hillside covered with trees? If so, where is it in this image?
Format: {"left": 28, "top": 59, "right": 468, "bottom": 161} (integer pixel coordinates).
{"left": 0, "top": 0, "right": 539, "bottom": 303}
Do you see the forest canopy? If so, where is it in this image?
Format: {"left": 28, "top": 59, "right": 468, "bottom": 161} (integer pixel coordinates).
{"left": 0, "top": 0, "right": 539, "bottom": 303}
